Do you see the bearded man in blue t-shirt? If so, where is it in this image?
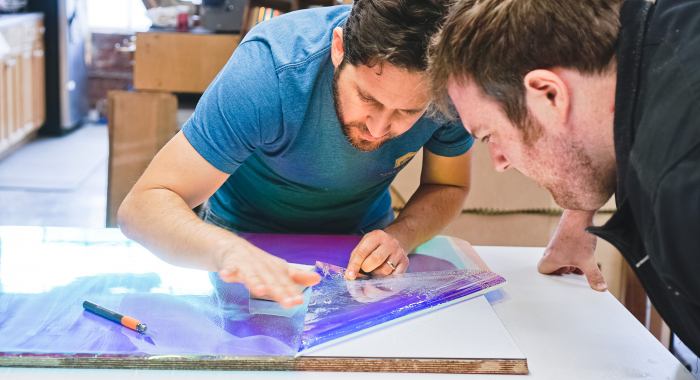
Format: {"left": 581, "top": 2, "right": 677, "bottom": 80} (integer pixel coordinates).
{"left": 118, "top": 0, "right": 474, "bottom": 308}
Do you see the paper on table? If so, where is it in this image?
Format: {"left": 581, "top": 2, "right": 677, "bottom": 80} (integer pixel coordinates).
{"left": 299, "top": 262, "right": 507, "bottom": 354}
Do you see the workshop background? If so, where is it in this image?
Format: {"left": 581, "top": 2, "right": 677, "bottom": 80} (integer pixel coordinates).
{"left": 0, "top": 0, "right": 696, "bottom": 375}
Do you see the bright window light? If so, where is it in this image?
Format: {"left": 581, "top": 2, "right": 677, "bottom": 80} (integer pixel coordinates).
{"left": 86, "top": 0, "right": 152, "bottom": 32}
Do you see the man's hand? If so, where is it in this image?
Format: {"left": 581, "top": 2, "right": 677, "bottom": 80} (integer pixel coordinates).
{"left": 345, "top": 230, "right": 409, "bottom": 280}
{"left": 538, "top": 209, "right": 607, "bottom": 292}
{"left": 341, "top": 150, "right": 471, "bottom": 280}
{"left": 217, "top": 241, "right": 321, "bottom": 308}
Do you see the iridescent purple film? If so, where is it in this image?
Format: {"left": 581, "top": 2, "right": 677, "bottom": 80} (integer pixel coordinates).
{"left": 0, "top": 228, "right": 311, "bottom": 358}
{"left": 300, "top": 262, "right": 506, "bottom": 352}
{"left": 2, "top": 277, "right": 308, "bottom": 356}
{"left": 0, "top": 227, "right": 502, "bottom": 360}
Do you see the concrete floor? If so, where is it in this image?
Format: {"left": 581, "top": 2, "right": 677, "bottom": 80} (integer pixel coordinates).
{"left": 0, "top": 100, "right": 196, "bottom": 228}
{"left": 0, "top": 124, "right": 108, "bottom": 228}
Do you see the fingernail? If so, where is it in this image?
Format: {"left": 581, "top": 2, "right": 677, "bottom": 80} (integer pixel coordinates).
{"left": 347, "top": 270, "right": 355, "bottom": 279}
{"left": 282, "top": 297, "right": 296, "bottom": 307}
{"left": 597, "top": 283, "right": 607, "bottom": 290}
{"left": 219, "top": 269, "right": 231, "bottom": 276}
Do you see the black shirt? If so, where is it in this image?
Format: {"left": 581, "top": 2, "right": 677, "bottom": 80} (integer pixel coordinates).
{"left": 588, "top": 0, "right": 700, "bottom": 356}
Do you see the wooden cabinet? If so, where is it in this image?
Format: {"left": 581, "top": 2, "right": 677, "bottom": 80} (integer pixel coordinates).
{"left": 20, "top": 42, "right": 33, "bottom": 132}
{"left": 0, "top": 13, "right": 45, "bottom": 160}
{"left": 0, "top": 52, "right": 19, "bottom": 148}
{"left": 32, "top": 40, "right": 45, "bottom": 129}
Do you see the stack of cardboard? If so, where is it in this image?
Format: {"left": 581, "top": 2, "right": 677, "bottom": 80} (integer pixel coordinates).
{"left": 107, "top": 90, "right": 178, "bottom": 228}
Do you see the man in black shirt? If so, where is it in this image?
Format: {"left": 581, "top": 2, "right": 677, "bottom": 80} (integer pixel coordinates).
{"left": 430, "top": 0, "right": 700, "bottom": 355}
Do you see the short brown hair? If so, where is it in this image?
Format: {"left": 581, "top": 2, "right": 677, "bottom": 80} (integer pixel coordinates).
{"left": 343, "top": 0, "right": 452, "bottom": 72}
{"left": 429, "top": 0, "right": 624, "bottom": 127}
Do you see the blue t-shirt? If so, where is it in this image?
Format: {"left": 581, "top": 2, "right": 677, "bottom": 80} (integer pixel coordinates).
{"left": 183, "top": 5, "right": 473, "bottom": 234}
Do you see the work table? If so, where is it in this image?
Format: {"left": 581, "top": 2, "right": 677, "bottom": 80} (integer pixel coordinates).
{"left": 0, "top": 229, "right": 692, "bottom": 379}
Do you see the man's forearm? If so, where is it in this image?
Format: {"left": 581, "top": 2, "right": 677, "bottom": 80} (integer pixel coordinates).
{"left": 384, "top": 183, "right": 468, "bottom": 253}
{"left": 118, "top": 188, "right": 244, "bottom": 272}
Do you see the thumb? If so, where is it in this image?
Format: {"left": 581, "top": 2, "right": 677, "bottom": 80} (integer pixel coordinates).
{"left": 288, "top": 267, "right": 321, "bottom": 287}
{"left": 581, "top": 260, "right": 607, "bottom": 292}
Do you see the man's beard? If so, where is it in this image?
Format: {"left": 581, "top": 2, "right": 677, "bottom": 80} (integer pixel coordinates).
{"left": 332, "top": 62, "right": 397, "bottom": 152}
{"left": 520, "top": 117, "right": 616, "bottom": 211}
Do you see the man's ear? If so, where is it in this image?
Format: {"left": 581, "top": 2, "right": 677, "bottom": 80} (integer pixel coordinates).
{"left": 523, "top": 69, "right": 570, "bottom": 130}
{"left": 331, "top": 27, "right": 344, "bottom": 68}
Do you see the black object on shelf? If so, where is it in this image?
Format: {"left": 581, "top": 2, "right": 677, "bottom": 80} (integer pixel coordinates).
{"left": 201, "top": 0, "right": 249, "bottom": 33}
{"left": 28, "top": 0, "right": 89, "bottom": 136}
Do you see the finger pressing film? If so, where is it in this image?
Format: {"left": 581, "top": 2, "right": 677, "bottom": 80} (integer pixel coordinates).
{"left": 346, "top": 237, "right": 381, "bottom": 280}
{"left": 361, "top": 244, "right": 394, "bottom": 274}
{"left": 249, "top": 264, "right": 317, "bottom": 307}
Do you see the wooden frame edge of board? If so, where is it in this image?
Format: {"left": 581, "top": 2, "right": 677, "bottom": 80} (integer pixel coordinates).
{"left": 0, "top": 356, "right": 528, "bottom": 374}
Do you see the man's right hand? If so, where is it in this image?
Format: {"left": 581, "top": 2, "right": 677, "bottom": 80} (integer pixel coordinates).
{"left": 538, "top": 209, "right": 607, "bottom": 292}
{"left": 217, "top": 241, "right": 321, "bottom": 308}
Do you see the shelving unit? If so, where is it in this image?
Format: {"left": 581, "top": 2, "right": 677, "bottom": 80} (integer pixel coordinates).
{"left": 0, "top": 13, "right": 45, "bottom": 160}
{"left": 241, "top": 0, "right": 337, "bottom": 36}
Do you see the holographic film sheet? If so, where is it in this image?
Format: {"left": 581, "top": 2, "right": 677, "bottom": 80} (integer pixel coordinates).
{"left": 0, "top": 227, "right": 307, "bottom": 358}
{"left": 0, "top": 227, "right": 503, "bottom": 361}
{"left": 299, "top": 262, "right": 506, "bottom": 353}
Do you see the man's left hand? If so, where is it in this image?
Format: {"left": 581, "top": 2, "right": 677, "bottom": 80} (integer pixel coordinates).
{"left": 345, "top": 230, "right": 409, "bottom": 280}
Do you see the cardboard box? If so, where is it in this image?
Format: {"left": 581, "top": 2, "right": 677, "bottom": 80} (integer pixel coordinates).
{"left": 391, "top": 141, "right": 623, "bottom": 298}
{"left": 392, "top": 141, "right": 616, "bottom": 213}
{"left": 134, "top": 32, "right": 241, "bottom": 93}
{"left": 107, "top": 90, "right": 178, "bottom": 227}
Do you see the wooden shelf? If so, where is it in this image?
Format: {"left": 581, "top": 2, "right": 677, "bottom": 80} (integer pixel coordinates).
{"left": 0, "top": 13, "right": 45, "bottom": 160}
{"left": 241, "top": 0, "right": 338, "bottom": 36}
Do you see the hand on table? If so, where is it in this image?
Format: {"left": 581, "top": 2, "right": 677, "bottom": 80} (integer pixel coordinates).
{"left": 217, "top": 241, "right": 321, "bottom": 308}
{"left": 345, "top": 230, "right": 409, "bottom": 280}
{"left": 538, "top": 210, "right": 607, "bottom": 292}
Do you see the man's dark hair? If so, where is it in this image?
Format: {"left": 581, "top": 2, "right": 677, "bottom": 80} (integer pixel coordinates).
{"left": 429, "top": 0, "right": 624, "bottom": 127}
{"left": 343, "top": 0, "right": 451, "bottom": 72}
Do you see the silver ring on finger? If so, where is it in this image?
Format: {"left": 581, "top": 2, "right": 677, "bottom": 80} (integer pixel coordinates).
{"left": 385, "top": 260, "right": 396, "bottom": 271}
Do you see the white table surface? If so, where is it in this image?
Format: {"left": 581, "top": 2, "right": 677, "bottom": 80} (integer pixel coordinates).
{"left": 2, "top": 245, "right": 693, "bottom": 379}
{"left": 303, "top": 295, "right": 525, "bottom": 360}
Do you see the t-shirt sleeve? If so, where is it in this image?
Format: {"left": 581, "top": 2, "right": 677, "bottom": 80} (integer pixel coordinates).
{"left": 423, "top": 117, "right": 474, "bottom": 157}
{"left": 182, "top": 41, "right": 283, "bottom": 174}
